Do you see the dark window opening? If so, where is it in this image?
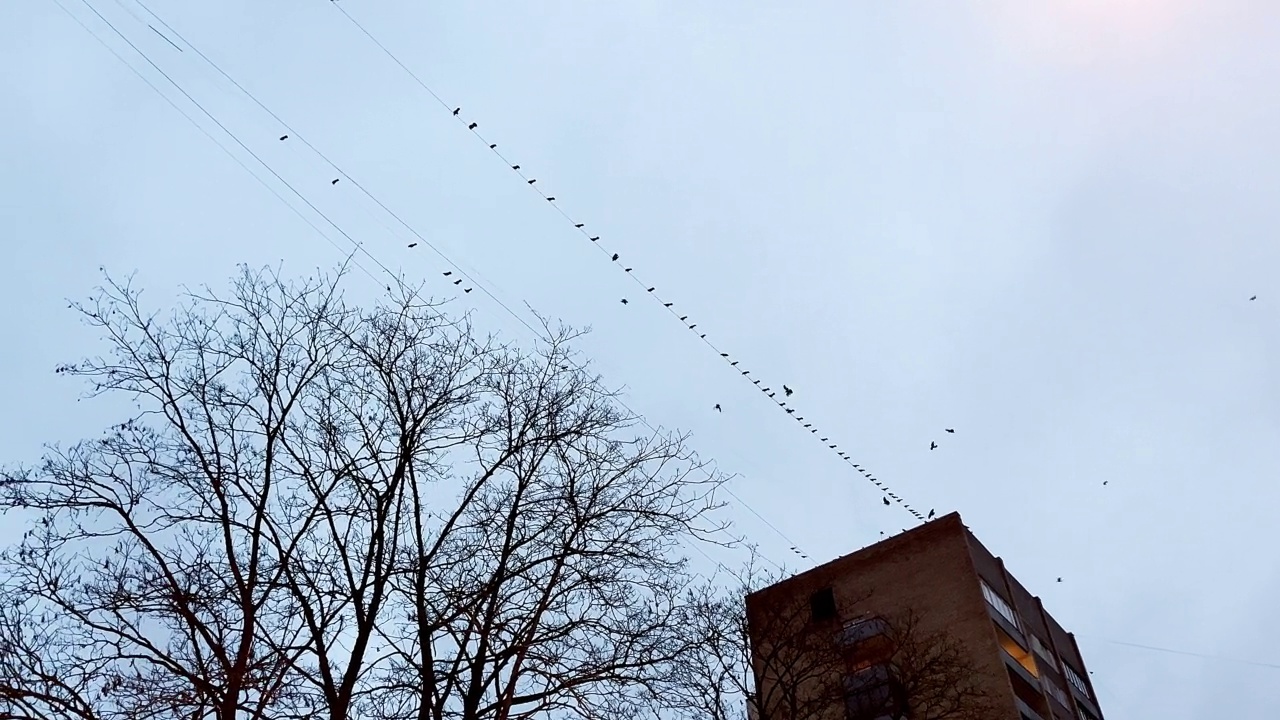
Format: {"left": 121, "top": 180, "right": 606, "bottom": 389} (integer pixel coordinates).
{"left": 811, "top": 587, "right": 837, "bottom": 621}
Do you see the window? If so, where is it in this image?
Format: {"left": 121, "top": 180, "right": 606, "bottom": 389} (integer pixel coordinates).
{"left": 1041, "top": 676, "right": 1070, "bottom": 708}
{"left": 980, "top": 580, "right": 1020, "bottom": 630}
{"left": 1062, "top": 662, "right": 1090, "bottom": 698}
{"left": 1030, "top": 635, "right": 1057, "bottom": 669}
{"left": 811, "top": 587, "right": 837, "bottom": 622}
{"left": 1078, "top": 706, "right": 1100, "bottom": 720}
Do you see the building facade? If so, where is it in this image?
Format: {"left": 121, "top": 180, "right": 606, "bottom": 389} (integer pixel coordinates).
{"left": 744, "top": 513, "right": 1104, "bottom": 720}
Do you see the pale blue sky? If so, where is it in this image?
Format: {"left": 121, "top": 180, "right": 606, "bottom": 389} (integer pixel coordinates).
{"left": 4, "top": 1, "right": 1279, "bottom": 716}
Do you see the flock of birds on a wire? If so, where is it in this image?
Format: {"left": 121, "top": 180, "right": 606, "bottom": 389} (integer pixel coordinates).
{"left": 86, "top": 0, "right": 1267, "bottom": 571}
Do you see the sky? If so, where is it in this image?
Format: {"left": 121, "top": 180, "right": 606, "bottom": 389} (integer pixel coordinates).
{"left": 3, "top": 0, "right": 1279, "bottom": 715}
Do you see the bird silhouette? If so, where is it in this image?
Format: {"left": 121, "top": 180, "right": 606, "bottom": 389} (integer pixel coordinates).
{"left": 590, "top": 236, "right": 600, "bottom": 241}
{"left": 625, "top": 268, "right": 633, "bottom": 272}
{"left": 407, "top": 243, "right": 417, "bottom": 248}
{"left": 611, "top": 253, "right": 619, "bottom": 261}
{"left": 453, "top": 279, "right": 462, "bottom": 286}
{"left": 1103, "top": 480, "right": 1108, "bottom": 486}
{"left": 575, "top": 223, "right": 584, "bottom": 228}
{"left": 930, "top": 441, "right": 937, "bottom": 450}
{"left": 489, "top": 143, "right": 497, "bottom": 149}
{"left": 664, "top": 302, "right": 673, "bottom": 307}
{"left": 927, "top": 509, "right": 936, "bottom": 519}
{"left": 714, "top": 404, "right": 722, "bottom": 412}
{"left": 527, "top": 179, "right": 537, "bottom": 184}
{"left": 452, "top": 107, "right": 460, "bottom": 115}
{"left": 464, "top": 288, "right": 472, "bottom": 293}
{"left": 468, "top": 123, "right": 477, "bottom": 130}
{"left": 1057, "top": 577, "right": 1062, "bottom": 583}
{"left": 512, "top": 165, "right": 520, "bottom": 170}
{"left": 331, "top": 178, "right": 340, "bottom": 185}
{"left": 945, "top": 428, "right": 955, "bottom": 434}
{"left": 547, "top": 197, "right": 556, "bottom": 201}
{"left": 279, "top": 135, "right": 288, "bottom": 141}
{"left": 883, "top": 497, "right": 891, "bottom": 506}
{"left": 1250, "top": 295, "right": 1258, "bottom": 301}
{"left": 648, "top": 287, "right": 656, "bottom": 292}
{"left": 620, "top": 298, "right": 628, "bottom": 304}
{"left": 783, "top": 385, "right": 793, "bottom": 396}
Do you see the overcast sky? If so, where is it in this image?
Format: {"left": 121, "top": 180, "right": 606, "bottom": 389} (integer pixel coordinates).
{"left": 4, "top": 0, "right": 1279, "bottom": 716}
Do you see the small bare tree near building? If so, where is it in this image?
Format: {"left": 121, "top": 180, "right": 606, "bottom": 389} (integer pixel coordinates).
{"left": 0, "top": 265, "right": 728, "bottom": 720}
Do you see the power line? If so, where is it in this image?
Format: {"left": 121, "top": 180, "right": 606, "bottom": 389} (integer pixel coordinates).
{"left": 328, "top": 2, "right": 926, "bottom": 523}
{"left": 1091, "top": 637, "right": 1280, "bottom": 671}
{"left": 52, "top": 0, "right": 805, "bottom": 571}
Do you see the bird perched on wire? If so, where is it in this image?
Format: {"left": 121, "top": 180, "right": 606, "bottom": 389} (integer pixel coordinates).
{"left": 611, "top": 253, "right": 619, "bottom": 261}
{"left": 452, "top": 107, "right": 460, "bottom": 116}
{"left": 468, "top": 122, "right": 477, "bottom": 130}
{"left": 783, "top": 385, "right": 793, "bottom": 396}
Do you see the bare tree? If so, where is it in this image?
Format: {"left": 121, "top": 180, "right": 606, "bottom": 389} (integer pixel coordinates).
{"left": 0, "top": 265, "right": 728, "bottom": 720}
{"left": 662, "top": 556, "right": 996, "bottom": 720}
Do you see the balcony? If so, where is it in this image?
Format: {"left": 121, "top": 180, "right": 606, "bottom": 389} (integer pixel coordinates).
{"left": 836, "top": 617, "right": 890, "bottom": 648}
{"left": 1016, "top": 697, "right": 1047, "bottom": 720}
{"left": 843, "top": 664, "right": 906, "bottom": 720}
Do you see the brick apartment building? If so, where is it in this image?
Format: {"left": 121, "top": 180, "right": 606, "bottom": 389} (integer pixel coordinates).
{"left": 744, "top": 513, "right": 1104, "bottom": 720}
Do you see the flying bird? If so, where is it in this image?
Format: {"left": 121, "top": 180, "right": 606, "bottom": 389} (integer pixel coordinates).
{"left": 1103, "top": 480, "right": 1108, "bottom": 486}
{"left": 714, "top": 404, "right": 722, "bottom": 412}
{"left": 468, "top": 123, "right": 477, "bottom": 130}
{"left": 945, "top": 428, "right": 955, "bottom": 434}
{"left": 453, "top": 279, "right": 462, "bottom": 286}
{"left": 407, "top": 243, "right": 417, "bottom": 248}
{"left": 279, "top": 135, "right": 288, "bottom": 141}
{"left": 1250, "top": 295, "right": 1258, "bottom": 301}
{"left": 930, "top": 441, "right": 937, "bottom": 450}
{"left": 443, "top": 271, "right": 452, "bottom": 276}
{"left": 927, "top": 509, "right": 936, "bottom": 519}
{"left": 783, "top": 385, "right": 793, "bottom": 396}
{"left": 331, "top": 178, "right": 340, "bottom": 185}
{"left": 620, "top": 298, "right": 628, "bottom": 304}
{"left": 452, "top": 107, "right": 460, "bottom": 115}
{"left": 464, "top": 288, "right": 472, "bottom": 293}
{"left": 883, "top": 497, "right": 890, "bottom": 506}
